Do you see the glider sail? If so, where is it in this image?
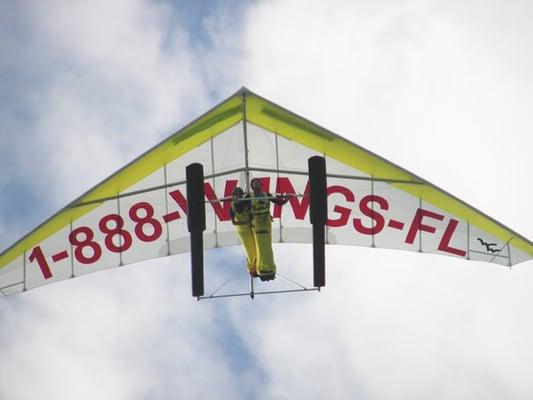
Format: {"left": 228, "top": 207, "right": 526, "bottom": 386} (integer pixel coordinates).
{"left": 1, "top": 88, "right": 531, "bottom": 296}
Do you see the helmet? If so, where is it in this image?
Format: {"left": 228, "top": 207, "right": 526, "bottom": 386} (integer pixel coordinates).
{"left": 250, "top": 178, "right": 262, "bottom": 191}
{"left": 232, "top": 187, "right": 244, "bottom": 198}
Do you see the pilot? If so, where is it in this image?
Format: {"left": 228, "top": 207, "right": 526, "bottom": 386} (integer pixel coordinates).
{"left": 230, "top": 187, "right": 257, "bottom": 277}
{"left": 248, "top": 178, "right": 289, "bottom": 281}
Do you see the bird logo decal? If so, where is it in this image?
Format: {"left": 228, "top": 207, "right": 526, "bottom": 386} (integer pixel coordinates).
{"left": 477, "top": 238, "right": 500, "bottom": 253}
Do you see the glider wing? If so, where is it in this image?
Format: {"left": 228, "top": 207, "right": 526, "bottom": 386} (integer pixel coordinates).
{"left": 0, "top": 88, "right": 531, "bottom": 296}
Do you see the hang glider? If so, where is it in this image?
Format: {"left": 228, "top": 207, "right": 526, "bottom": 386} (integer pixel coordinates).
{"left": 0, "top": 87, "right": 531, "bottom": 297}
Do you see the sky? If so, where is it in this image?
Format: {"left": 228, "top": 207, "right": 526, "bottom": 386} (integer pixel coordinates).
{"left": 1, "top": 0, "right": 532, "bottom": 399}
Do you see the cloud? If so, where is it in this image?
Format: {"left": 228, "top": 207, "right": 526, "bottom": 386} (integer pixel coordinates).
{"left": 229, "top": 0, "right": 533, "bottom": 398}
{"left": 0, "top": 1, "right": 231, "bottom": 398}
{"left": 1, "top": 0, "right": 207, "bottom": 207}
{"left": 1, "top": 1, "right": 532, "bottom": 399}
{"left": 239, "top": 0, "right": 533, "bottom": 237}
{"left": 0, "top": 256, "right": 251, "bottom": 399}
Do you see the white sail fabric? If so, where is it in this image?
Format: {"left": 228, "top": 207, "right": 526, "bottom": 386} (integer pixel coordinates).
{"left": 1, "top": 89, "right": 531, "bottom": 296}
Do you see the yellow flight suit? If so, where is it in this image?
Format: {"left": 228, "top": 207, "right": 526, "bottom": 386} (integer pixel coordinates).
{"left": 250, "top": 192, "right": 276, "bottom": 276}
{"left": 231, "top": 200, "right": 257, "bottom": 274}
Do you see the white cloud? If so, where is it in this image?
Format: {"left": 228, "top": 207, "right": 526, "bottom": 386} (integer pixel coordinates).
{"left": 239, "top": 0, "right": 532, "bottom": 237}
{"left": 1, "top": 1, "right": 532, "bottom": 399}
{"left": 3, "top": 0, "right": 207, "bottom": 205}
{"left": 0, "top": 1, "right": 229, "bottom": 398}
{"left": 0, "top": 256, "right": 249, "bottom": 399}
{"left": 227, "top": 0, "right": 533, "bottom": 398}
